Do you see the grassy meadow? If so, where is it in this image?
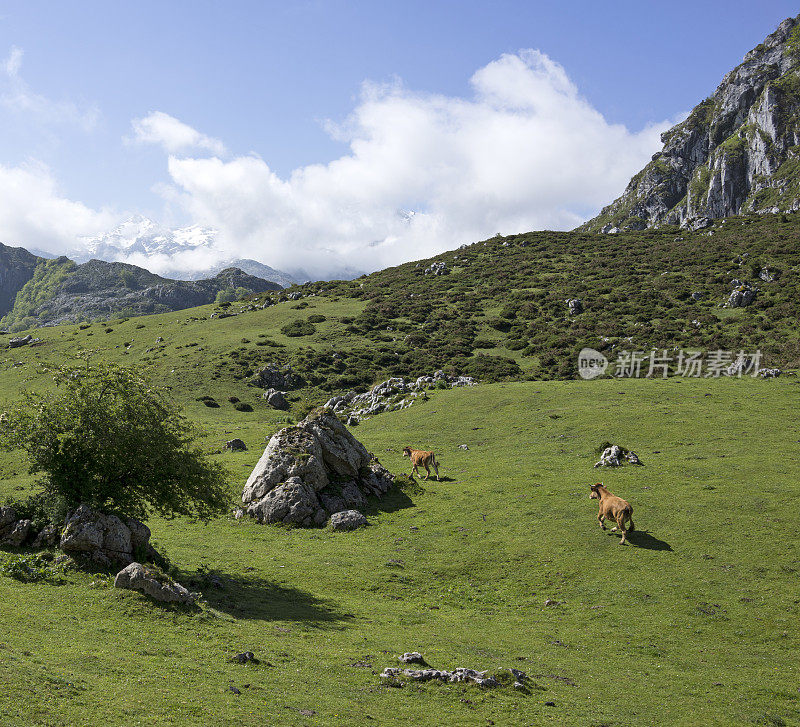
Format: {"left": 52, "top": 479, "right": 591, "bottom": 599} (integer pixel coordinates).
{"left": 1, "top": 366, "right": 798, "bottom": 725}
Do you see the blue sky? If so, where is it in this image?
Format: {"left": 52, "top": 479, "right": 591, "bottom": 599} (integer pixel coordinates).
{"left": 0, "top": 1, "right": 796, "bottom": 276}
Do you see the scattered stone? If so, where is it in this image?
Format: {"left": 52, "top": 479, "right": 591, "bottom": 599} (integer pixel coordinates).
{"left": 242, "top": 409, "right": 396, "bottom": 528}
{"left": 252, "top": 363, "right": 298, "bottom": 390}
{"left": 232, "top": 652, "right": 259, "bottom": 664}
{"left": 758, "top": 267, "right": 776, "bottom": 282}
{"left": 399, "top": 652, "right": 428, "bottom": 666}
{"left": 381, "top": 664, "right": 500, "bottom": 687}
{"left": 229, "top": 686, "right": 241, "bottom": 695}
{"left": 458, "top": 444, "right": 469, "bottom": 450}
{"left": 327, "top": 373, "right": 475, "bottom": 424}
{"left": 759, "top": 368, "right": 782, "bottom": 378}
{"left": 726, "top": 283, "right": 758, "bottom": 308}
{"left": 423, "top": 261, "right": 448, "bottom": 276}
{"left": 594, "top": 445, "right": 643, "bottom": 468}
{"left": 262, "top": 388, "right": 289, "bottom": 410}
{"left": 565, "top": 298, "right": 583, "bottom": 315}
{"left": 114, "top": 562, "right": 196, "bottom": 605}
{"left": 224, "top": 438, "right": 247, "bottom": 452}
{"left": 691, "top": 291, "right": 704, "bottom": 300}
{"left": 32, "top": 523, "right": 61, "bottom": 549}
{"left": 329, "top": 510, "right": 367, "bottom": 531}
{"left": 233, "top": 508, "right": 245, "bottom": 520}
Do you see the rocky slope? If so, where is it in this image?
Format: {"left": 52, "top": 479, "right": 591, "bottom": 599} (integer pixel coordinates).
{"left": 0, "top": 242, "right": 43, "bottom": 317}
{"left": 1, "top": 255, "right": 282, "bottom": 329}
{"left": 581, "top": 15, "right": 800, "bottom": 232}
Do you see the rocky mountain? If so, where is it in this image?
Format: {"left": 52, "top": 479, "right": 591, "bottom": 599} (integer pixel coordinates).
{"left": 581, "top": 15, "right": 800, "bottom": 232}
{"left": 168, "top": 258, "right": 299, "bottom": 287}
{"left": 0, "top": 254, "right": 282, "bottom": 330}
{"left": 73, "top": 216, "right": 296, "bottom": 288}
{"left": 0, "top": 242, "right": 42, "bottom": 317}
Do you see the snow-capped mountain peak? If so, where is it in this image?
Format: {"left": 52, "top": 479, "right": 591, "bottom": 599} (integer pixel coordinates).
{"left": 74, "top": 216, "right": 216, "bottom": 261}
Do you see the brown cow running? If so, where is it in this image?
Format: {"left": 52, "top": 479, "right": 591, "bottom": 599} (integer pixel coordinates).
{"left": 589, "top": 482, "right": 635, "bottom": 544}
{"left": 402, "top": 447, "right": 440, "bottom": 481}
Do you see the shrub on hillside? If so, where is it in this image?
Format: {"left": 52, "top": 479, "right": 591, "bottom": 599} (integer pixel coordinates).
{"left": 0, "top": 363, "right": 229, "bottom": 522}
{"left": 462, "top": 354, "right": 521, "bottom": 381}
{"left": 281, "top": 319, "right": 317, "bottom": 337}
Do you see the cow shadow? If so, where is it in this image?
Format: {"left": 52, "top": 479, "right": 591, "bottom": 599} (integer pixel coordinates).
{"left": 626, "top": 530, "right": 673, "bottom": 551}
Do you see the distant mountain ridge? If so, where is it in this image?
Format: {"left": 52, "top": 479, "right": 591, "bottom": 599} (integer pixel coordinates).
{"left": 581, "top": 15, "right": 800, "bottom": 232}
{"left": 0, "top": 242, "right": 282, "bottom": 330}
{"left": 72, "top": 216, "right": 297, "bottom": 287}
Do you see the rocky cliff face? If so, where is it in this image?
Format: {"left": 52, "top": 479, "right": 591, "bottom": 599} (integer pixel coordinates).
{"left": 0, "top": 243, "right": 42, "bottom": 316}
{"left": 582, "top": 15, "right": 800, "bottom": 232}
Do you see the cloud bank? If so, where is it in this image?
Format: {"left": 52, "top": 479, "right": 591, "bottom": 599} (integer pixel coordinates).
{"left": 0, "top": 48, "right": 673, "bottom": 280}
{"left": 145, "top": 50, "right": 670, "bottom": 278}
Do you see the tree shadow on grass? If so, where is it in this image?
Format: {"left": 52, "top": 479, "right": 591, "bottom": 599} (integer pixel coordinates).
{"left": 182, "top": 571, "right": 349, "bottom": 623}
{"left": 626, "top": 530, "right": 673, "bottom": 551}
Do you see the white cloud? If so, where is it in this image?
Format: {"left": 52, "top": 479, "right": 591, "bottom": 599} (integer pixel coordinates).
{"left": 0, "top": 46, "right": 99, "bottom": 131}
{"left": 146, "top": 49, "right": 670, "bottom": 279}
{"left": 0, "top": 160, "right": 118, "bottom": 253}
{"left": 5, "top": 46, "right": 22, "bottom": 77}
{"left": 131, "top": 111, "right": 227, "bottom": 156}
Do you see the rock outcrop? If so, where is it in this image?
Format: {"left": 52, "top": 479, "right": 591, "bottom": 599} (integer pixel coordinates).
{"left": 594, "top": 445, "right": 643, "bottom": 468}
{"left": 0, "top": 242, "right": 41, "bottom": 318}
{"left": 59, "top": 505, "right": 151, "bottom": 566}
{"left": 242, "top": 409, "right": 395, "bottom": 527}
{"left": 114, "top": 562, "right": 196, "bottom": 604}
{"left": 581, "top": 15, "right": 800, "bottom": 231}
{"left": 324, "top": 371, "right": 476, "bottom": 424}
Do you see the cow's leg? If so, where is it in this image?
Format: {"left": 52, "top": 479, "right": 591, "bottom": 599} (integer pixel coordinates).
{"left": 597, "top": 513, "right": 605, "bottom": 530}
{"left": 423, "top": 463, "right": 430, "bottom": 480}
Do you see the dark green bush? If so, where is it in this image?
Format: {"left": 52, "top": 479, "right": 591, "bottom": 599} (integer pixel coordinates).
{"left": 0, "top": 364, "right": 229, "bottom": 522}
{"left": 281, "top": 320, "right": 317, "bottom": 337}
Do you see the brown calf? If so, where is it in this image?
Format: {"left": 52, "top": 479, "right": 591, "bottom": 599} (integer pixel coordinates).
{"left": 589, "top": 482, "right": 635, "bottom": 544}
{"left": 402, "top": 447, "right": 440, "bottom": 481}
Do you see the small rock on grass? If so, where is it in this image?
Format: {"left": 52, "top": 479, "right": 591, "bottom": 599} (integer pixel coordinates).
{"left": 330, "top": 510, "right": 367, "bottom": 531}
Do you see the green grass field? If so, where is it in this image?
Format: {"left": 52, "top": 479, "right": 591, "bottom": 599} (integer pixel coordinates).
{"left": 1, "top": 375, "right": 798, "bottom": 726}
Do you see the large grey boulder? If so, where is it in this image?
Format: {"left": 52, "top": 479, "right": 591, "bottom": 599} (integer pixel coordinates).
{"left": 60, "top": 505, "right": 151, "bottom": 565}
{"left": 247, "top": 476, "right": 327, "bottom": 527}
{"left": 242, "top": 409, "right": 395, "bottom": 527}
{"left": 114, "top": 562, "right": 196, "bottom": 605}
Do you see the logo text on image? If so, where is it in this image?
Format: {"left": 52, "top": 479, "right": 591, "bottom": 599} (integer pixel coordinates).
{"left": 578, "top": 348, "right": 608, "bottom": 380}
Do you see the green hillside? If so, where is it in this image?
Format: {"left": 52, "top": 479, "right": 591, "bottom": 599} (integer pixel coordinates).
{"left": 0, "top": 213, "right": 798, "bottom": 726}
{"left": 1, "top": 378, "right": 798, "bottom": 726}
{"left": 3, "top": 211, "right": 796, "bottom": 413}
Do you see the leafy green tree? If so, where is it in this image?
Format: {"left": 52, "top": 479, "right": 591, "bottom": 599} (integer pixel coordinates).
{"left": 0, "top": 363, "right": 230, "bottom": 522}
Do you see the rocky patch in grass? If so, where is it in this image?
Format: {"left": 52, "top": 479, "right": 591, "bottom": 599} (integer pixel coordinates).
{"left": 325, "top": 370, "right": 475, "bottom": 424}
